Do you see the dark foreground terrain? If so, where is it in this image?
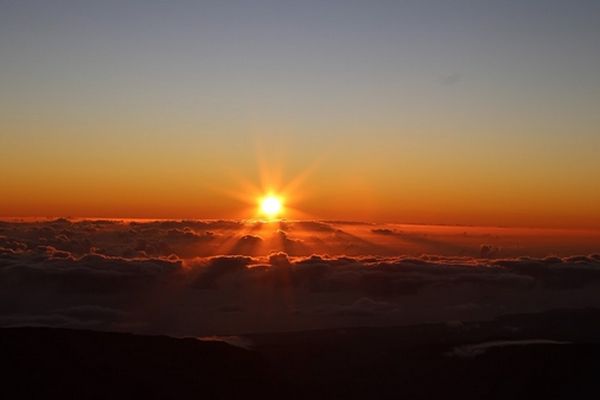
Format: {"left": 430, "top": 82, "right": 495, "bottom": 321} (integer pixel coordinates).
{"left": 3, "top": 309, "right": 600, "bottom": 399}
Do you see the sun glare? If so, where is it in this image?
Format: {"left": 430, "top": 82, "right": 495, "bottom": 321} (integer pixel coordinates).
{"left": 260, "top": 195, "right": 283, "bottom": 219}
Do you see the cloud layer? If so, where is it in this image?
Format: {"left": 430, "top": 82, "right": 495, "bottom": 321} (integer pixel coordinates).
{"left": 2, "top": 218, "right": 599, "bottom": 259}
{"left": 1, "top": 219, "right": 600, "bottom": 335}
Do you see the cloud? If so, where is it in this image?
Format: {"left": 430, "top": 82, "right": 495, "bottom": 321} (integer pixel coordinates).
{"left": 1, "top": 219, "right": 600, "bottom": 336}
{"left": 0, "top": 305, "right": 127, "bottom": 329}
{"left": 0, "top": 247, "right": 181, "bottom": 295}
{"left": 230, "top": 235, "right": 264, "bottom": 256}
{"left": 320, "top": 297, "right": 399, "bottom": 317}
{"left": 438, "top": 72, "right": 463, "bottom": 85}
{"left": 447, "top": 340, "right": 572, "bottom": 358}
{"left": 480, "top": 244, "right": 501, "bottom": 258}
{"left": 282, "top": 221, "right": 336, "bottom": 232}
{"left": 275, "top": 230, "right": 308, "bottom": 256}
{"left": 2, "top": 218, "right": 599, "bottom": 259}
{"left": 371, "top": 228, "right": 395, "bottom": 236}
{"left": 193, "top": 256, "right": 254, "bottom": 289}
{"left": 197, "top": 335, "right": 254, "bottom": 350}
{"left": 269, "top": 252, "right": 291, "bottom": 268}
{"left": 53, "top": 305, "right": 127, "bottom": 321}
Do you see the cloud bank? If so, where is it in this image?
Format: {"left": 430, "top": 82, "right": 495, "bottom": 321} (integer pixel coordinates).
{"left": 1, "top": 218, "right": 600, "bottom": 335}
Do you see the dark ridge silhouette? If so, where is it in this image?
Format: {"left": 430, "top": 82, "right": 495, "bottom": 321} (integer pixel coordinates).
{"left": 3, "top": 309, "right": 600, "bottom": 399}
{"left": 1, "top": 327, "right": 276, "bottom": 400}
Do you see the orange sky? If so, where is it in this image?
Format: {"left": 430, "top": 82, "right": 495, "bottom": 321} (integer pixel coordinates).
{"left": 1, "top": 136, "right": 599, "bottom": 229}
{"left": 2, "top": 2, "right": 600, "bottom": 229}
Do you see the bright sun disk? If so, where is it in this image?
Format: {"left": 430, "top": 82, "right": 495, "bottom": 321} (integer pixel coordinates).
{"left": 260, "top": 195, "right": 283, "bottom": 218}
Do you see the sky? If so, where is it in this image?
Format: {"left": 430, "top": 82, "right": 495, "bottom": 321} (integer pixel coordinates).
{"left": 1, "top": 0, "right": 600, "bottom": 228}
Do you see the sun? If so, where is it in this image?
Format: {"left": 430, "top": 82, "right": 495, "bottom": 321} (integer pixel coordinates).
{"left": 259, "top": 195, "right": 283, "bottom": 219}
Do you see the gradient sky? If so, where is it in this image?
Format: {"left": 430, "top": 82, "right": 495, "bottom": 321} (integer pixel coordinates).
{"left": 1, "top": 0, "right": 599, "bottom": 228}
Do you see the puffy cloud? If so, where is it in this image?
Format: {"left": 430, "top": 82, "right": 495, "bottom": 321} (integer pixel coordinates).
{"left": 193, "top": 256, "right": 254, "bottom": 289}
{"left": 275, "top": 230, "right": 308, "bottom": 256}
{"left": 230, "top": 235, "right": 263, "bottom": 256}
{"left": 480, "top": 244, "right": 501, "bottom": 258}
{"left": 269, "top": 252, "right": 291, "bottom": 268}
